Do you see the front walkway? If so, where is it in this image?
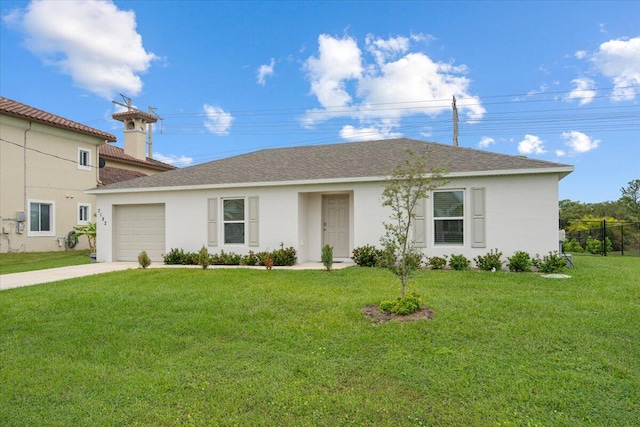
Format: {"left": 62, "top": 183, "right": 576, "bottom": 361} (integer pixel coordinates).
{"left": 0, "top": 261, "right": 355, "bottom": 291}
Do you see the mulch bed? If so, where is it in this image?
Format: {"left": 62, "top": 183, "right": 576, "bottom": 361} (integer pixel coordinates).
{"left": 362, "top": 305, "right": 434, "bottom": 324}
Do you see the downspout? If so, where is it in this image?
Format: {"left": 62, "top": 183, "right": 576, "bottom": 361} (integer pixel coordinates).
{"left": 23, "top": 122, "right": 32, "bottom": 212}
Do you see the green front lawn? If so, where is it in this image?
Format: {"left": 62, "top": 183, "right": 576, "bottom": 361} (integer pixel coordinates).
{"left": 0, "top": 250, "right": 91, "bottom": 275}
{"left": 1, "top": 257, "right": 638, "bottom": 426}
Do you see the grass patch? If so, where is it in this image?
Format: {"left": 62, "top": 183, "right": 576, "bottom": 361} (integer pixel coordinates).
{"left": 0, "top": 250, "right": 91, "bottom": 275}
{"left": 1, "top": 256, "right": 638, "bottom": 426}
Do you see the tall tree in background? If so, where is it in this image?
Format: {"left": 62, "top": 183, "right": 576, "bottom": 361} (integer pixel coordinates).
{"left": 620, "top": 179, "right": 640, "bottom": 221}
{"left": 380, "top": 150, "right": 448, "bottom": 299}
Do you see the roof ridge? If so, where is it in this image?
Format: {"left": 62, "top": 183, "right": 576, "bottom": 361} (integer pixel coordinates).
{"left": 0, "top": 96, "right": 116, "bottom": 141}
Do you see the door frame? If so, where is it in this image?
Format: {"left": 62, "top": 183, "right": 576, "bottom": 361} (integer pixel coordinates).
{"left": 321, "top": 193, "right": 350, "bottom": 258}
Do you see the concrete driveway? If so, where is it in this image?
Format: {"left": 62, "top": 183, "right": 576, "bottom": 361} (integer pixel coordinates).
{"left": 0, "top": 261, "right": 354, "bottom": 291}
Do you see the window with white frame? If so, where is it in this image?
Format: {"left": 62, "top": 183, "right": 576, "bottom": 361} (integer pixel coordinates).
{"left": 433, "top": 190, "right": 464, "bottom": 245}
{"left": 78, "top": 148, "right": 91, "bottom": 170}
{"left": 29, "top": 200, "right": 55, "bottom": 236}
{"left": 78, "top": 203, "right": 91, "bottom": 225}
{"left": 223, "top": 198, "right": 245, "bottom": 244}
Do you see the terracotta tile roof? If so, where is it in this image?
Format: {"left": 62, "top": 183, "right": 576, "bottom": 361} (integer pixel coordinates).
{"left": 94, "top": 138, "right": 573, "bottom": 191}
{"left": 99, "top": 166, "right": 148, "bottom": 186}
{"left": 0, "top": 97, "right": 116, "bottom": 142}
{"left": 99, "top": 144, "right": 177, "bottom": 171}
{"left": 112, "top": 109, "right": 158, "bottom": 123}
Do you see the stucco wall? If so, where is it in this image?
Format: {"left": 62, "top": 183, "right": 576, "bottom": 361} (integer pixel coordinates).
{"left": 0, "top": 115, "right": 104, "bottom": 253}
{"left": 95, "top": 172, "right": 562, "bottom": 264}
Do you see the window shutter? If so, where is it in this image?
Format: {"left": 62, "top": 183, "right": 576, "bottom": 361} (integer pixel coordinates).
{"left": 208, "top": 198, "right": 218, "bottom": 246}
{"left": 471, "top": 188, "right": 486, "bottom": 248}
{"left": 248, "top": 196, "right": 259, "bottom": 247}
{"left": 412, "top": 197, "right": 427, "bottom": 248}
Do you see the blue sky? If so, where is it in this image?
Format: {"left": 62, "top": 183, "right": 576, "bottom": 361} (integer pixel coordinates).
{"left": 1, "top": 0, "right": 638, "bottom": 203}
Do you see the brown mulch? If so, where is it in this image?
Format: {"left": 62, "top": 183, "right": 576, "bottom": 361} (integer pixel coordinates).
{"left": 362, "top": 305, "right": 434, "bottom": 324}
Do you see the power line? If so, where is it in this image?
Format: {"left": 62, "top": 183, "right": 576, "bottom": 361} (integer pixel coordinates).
{"left": 0, "top": 138, "right": 101, "bottom": 169}
{"left": 82, "top": 85, "right": 639, "bottom": 124}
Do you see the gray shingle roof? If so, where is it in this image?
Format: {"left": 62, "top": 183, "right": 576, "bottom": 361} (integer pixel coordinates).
{"left": 92, "top": 138, "right": 573, "bottom": 191}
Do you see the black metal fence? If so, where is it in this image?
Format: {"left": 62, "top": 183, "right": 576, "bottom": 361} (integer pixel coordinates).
{"left": 561, "top": 220, "right": 640, "bottom": 256}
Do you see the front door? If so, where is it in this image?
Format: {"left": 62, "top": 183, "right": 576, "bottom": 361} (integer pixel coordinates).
{"left": 322, "top": 194, "right": 349, "bottom": 258}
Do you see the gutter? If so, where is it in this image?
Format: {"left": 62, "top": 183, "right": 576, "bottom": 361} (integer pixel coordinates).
{"left": 86, "top": 165, "right": 575, "bottom": 195}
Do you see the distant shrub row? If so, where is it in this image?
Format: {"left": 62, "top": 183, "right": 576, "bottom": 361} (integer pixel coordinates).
{"left": 351, "top": 245, "right": 567, "bottom": 274}
{"left": 563, "top": 237, "right": 613, "bottom": 255}
{"left": 163, "top": 244, "right": 297, "bottom": 267}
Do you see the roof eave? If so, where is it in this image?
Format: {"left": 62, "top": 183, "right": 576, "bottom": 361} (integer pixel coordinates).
{"left": 87, "top": 166, "right": 574, "bottom": 195}
{"left": 100, "top": 155, "right": 176, "bottom": 171}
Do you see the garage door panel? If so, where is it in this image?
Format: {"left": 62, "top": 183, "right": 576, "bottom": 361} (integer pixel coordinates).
{"left": 115, "top": 204, "right": 165, "bottom": 262}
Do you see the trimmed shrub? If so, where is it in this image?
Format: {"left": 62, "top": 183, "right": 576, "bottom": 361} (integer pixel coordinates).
{"left": 562, "top": 238, "right": 584, "bottom": 253}
{"left": 198, "top": 245, "right": 210, "bottom": 269}
{"left": 321, "top": 244, "right": 333, "bottom": 271}
{"left": 474, "top": 249, "right": 503, "bottom": 271}
{"left": 379, "top": 293, "right": 423, "bottom": 315}
{"left": 240, "top": 250, "right": 259, "bottom": 266}
{"left": 137, "top": 250, "right": 151, "bottom": 269}
{"left": 426, "top": 255, "right": 448, "bottom": 270}
{"left": 532, "top": 251, "right": 567, "bottom": 273}
{"left": 272, "top": 243, "right": 297, "bottom": 266}
{"left": 162, "top": 246, "right": 297, "bottom": 268}
{"left": 449, "top": 254, "right": 471, "bottom": 271}
{"left": 507, "top": 251, "right": 532, "bottom": 272}
{"left": 586, "top": 236, "right": 613, "bottom": 255}
{"left": 163, "top": 248, "right": 186, "bottom": 265}
{"left": 211, "top": 250, "right": 242, "bottom": 265}
{"left": 351, "top": 244, "right": 382, "bottom": 267}
{"left": 264, "top": 253, "right": 274, "bottom": 270}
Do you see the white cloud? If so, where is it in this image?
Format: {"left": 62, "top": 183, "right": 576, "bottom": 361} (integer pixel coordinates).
{"left": 517, "top": 134, "right": 546, "bottom": 155}
{"left": 366, "top": 34, "right": 410, "bottom": 65}
{"left": 7, "top": 0, "right": 157, "bottom": 99}
{"left": 257, "top": 58, "right": 275, "bottom": 86}
{"left": 302, "top": 33, "right": 485, "bottom": 140}
{"left": 153, "top": 152, "right": 193, "bottom": 167}
{"left": 410, "top": 32, "right": 435, "bottom": 44}
{"left": 575, "top": 50, "right": 587, "bottom": 60}
{"left": 203, "top": 104, "right": 233, "bottom": 135}
{"left": 556, "top": 150, "right": 566, "bottom": 157}
{"left": 562, "top": 130, "right": 600, "bottom": 154}
{"left": 339, "top": 123, "right": 402, "bottom": 142}
{"left": 566, "top": 78, "right": 596, "bottom": 105}
{"left": 304, "top": 34, "right": 363, "bottom": 108}
{"left": 478, "top": 137, "right": 495, "bottom": 148}
{"left": 591, "top": 37, "right": 640, "bottom": 101}
{"left": 527, "top": 83, "right": 548, "bottom": 97}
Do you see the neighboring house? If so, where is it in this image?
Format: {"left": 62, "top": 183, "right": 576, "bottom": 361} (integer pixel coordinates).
{"left": 89, "top": 138, "right": 574, "bottom": 264}
{"left": 99, "top": 144, "right": 176, "bottom": 186}
{"left": 98, "top": 107, "right": 176, "bottom": 185}
{"left": 0, "top": 97, "right": 116, "bottom": 253}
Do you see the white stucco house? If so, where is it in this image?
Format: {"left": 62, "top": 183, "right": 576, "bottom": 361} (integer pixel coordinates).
{"left": 88, "top": 138, "right": 573, "bottom": 264}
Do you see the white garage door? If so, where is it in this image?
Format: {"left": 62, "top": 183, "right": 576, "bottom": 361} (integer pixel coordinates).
{"left": 115, "top": 204, "right": 165, "bottom": 262}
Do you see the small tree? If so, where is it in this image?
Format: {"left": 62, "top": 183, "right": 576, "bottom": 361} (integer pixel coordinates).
{"left": 198, "top": 245, "right": 210, "bottom": 269}
{"left": 73, "top": 222, "right": 97, "bottom": 253}
{"left": 380, "top": 150, "right": 447, "bottom": 299}
{"left": 620, "top": 179, "right": 640, "bottom": 221}
{"left": 321, "top": 244, "right": 333, "bottom": 271}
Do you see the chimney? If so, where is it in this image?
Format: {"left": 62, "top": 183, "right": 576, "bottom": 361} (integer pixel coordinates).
{"left": 111, "top": 109, "right": 158, "bottom": 161}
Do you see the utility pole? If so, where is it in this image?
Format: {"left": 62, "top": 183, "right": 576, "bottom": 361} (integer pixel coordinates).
{"left": 452, "top": 96, "right": 459, "bottom": 146}
{"left": 147, "top": 107, "right": 163, "bottom": 158}
{"left": 112, "top": 94, "right": 133, "bottom": 111}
